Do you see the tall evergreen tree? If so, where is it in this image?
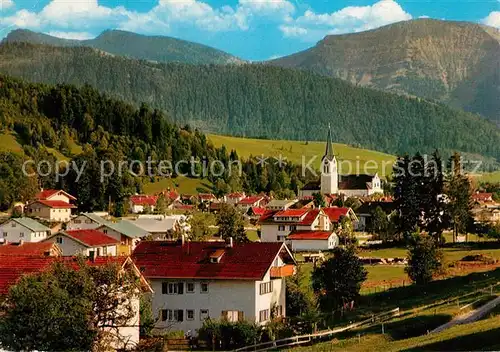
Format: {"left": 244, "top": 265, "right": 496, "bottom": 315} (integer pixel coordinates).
{"left": 424, "top": 150, "right": 448, "bottom": 243}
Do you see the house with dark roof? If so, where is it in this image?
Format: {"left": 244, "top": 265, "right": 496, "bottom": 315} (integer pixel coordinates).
{"left": 299, "top": 127, "right": 383, "bottom": 198}
{"left": 0, "top": 217, "right": 51, "bottom": 243}
{"left": 132, "top": 240, "right": 295, "bottom": 335}
{"left": 355, "top": 201, "right": 396, "bottom": 232}
{"left": 43, "top": 229, "right": 120, "bottom": 257}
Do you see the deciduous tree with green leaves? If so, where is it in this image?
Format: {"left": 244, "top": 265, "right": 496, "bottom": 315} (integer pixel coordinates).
{"left": 216, "top": 203, "right": 248, "bottom": 243}
{"left": 312, "top": 247, "right": 367, "bottom": 313}
{"left": 405, "top": 233, "right": 443, "bottom": 285}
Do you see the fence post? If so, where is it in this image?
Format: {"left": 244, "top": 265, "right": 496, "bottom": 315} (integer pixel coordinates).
{"left": 381, "top": 323, "right": 385, "bottom": 335}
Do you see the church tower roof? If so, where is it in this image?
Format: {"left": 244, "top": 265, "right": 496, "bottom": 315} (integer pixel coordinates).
{"left": 323, "top": 124, "right": 335, "bottom": 161}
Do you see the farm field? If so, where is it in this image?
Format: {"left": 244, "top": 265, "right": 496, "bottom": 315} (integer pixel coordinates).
{"left": 208, "top": 134, "right": 396, "bottom": 177}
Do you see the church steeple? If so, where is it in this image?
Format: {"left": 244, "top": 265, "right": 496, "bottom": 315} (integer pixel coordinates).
{"left": 323, "top": 124, "right": 335, "bottom": 161}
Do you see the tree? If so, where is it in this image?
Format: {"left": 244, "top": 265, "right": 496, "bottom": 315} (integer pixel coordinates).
{"left": 312, "top": 247, "right": 367, "bottom": 313}
{"left": 188, "top": 212, "right": 213, "bottom": 241}
{"left": 155, "top": 194, "right": 168, "bottom": 215}
{"left": 370, "top": 206, "right": 389, "bottom": 238}
{"left": 312, "top": 192, "right": 325, "bottom": 208}
{"left": 339, "top": 216, "right": 355, "bottom": 246}
{"left": 405, "top": 233, "right": 443, "bottom": 285}
{"left": 393, "top": 155, "right": 420, "bottom": 239}
{"left": 285, "top": 267, "right": 317, "bottom": 317}
{"left": 446, "top": 153, "right": 473, "bottom": 242}
{"left": 0, "top": 259, "right": 142, "bottom": 351}
{"left": 216, "top": 203, "right": 248, "bottom": 243}
{"left": 424, "top": 150, "right": 448, "bottom": 243}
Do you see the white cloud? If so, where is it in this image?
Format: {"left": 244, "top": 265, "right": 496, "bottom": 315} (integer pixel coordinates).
{"left": 281, "top": 0, "right": 412, "bottom": 41}
{"left": 46, "top": 31, "right": 95, "bottom": 40}
{"left": 0, "top": 0, "right": 14, "bottom": 11}
{"left": 482, "top": 11, "right": 500, "bottom": 28}
{"left": 418, "top": 15, "right": 430, "bottom": 19}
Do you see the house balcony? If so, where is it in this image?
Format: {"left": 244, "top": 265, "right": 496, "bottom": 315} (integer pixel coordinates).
{"left": 270, "top": 265, "right": 295, "bottom": 278}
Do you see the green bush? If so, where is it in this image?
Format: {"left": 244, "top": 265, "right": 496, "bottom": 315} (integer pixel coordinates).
{"left": 198, "top": 319, "right": 262, "bottom": 350}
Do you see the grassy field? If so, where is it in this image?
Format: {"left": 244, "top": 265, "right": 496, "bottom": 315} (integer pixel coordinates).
{"left": 208, "top": 134, "right": 396, "bottom": 178}
{"left": 475, "top": 171, "right": 500, "bottom": 183}
{"left": 0, "top": 132, "right": 23, "bottom": 154}
{"left": 143, "top": 176, "right": 213, "bottom": 195}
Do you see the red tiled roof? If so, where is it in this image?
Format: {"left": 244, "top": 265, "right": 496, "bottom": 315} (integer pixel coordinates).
{"left": 33, "top": 200, "right": 76, "bottom": 208}
{"left": 239, "top": 196, "right": 264, "bottom": 205}
{"left": 0, "top": 256, "right": 130, "bottom": 295}
{"left": 36, "top": 189, "right": 76, "bottom": 201}
{"left": 249, "top": 207, "right": 266, "bottom": 216}
{"left": 288, "top": 231, "right": 334, "bottom": 240}
{"left": 323, "top": 207, "right": 350, "bottom": 222}
{"left": 64, "top": 230, "right": 119, "bottom": 247}
{"left": 275, "top": 209, "right": 309, "bottom": 217}
{"left": 163, "top": 191, "right": 180, "bottom": 200}
{"left": 258, "top": 208, "right": 320, "bottom": 225}
{"left": 299, "top": 209, "right": 321, "bottom": 225}
{"left": 130, "top": 195, "right": 158, "bottom": 206}
{"left": 133, "top": 241, "right": 285, "bottom": 280}
{"left": 174, "top": 204, "right": 194, "bottom": 210}
{"left": 472, "top": 193, "right": 493, "bottom": 201}
{"left": 0, "top": 242, "right": 59, "bottom": 256}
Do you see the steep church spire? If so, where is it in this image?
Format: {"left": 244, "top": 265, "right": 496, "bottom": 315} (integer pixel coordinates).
{"left": 323, "top": 124, "right": 335, "bottom": 161}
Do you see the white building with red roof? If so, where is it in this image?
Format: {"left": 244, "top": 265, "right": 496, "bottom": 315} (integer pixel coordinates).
{"left": 132, "top": 240, "right": 296, "bottom": 334}
{"left": 287, "top": 231, "right": 339, "bottom": 252}
{"left": 43, "top": 229, "right": 120, "bottom": 257}
{"left": 26, "top": 189, "right": 77, "bottom": 222}
{"left": 225, "top": 192, "right": 246, "bottom": 205}
{"left": 237, "top": 196, "right": 267, "bottom": 211}
{"left": 129, "top": 195, "right": 158, "bottom": 214}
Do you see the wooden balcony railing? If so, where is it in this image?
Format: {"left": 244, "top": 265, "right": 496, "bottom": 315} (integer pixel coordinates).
{"left": 270, "top": 264, "right": 295, "bottom": 278}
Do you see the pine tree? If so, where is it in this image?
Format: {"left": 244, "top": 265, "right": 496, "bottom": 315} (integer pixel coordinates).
{"left": 425, "top": 150, "right": 448, "bottom": 243}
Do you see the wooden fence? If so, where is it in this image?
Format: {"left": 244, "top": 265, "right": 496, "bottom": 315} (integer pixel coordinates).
{"left": 233, "top": 308, "right": 400, "bottom": 352}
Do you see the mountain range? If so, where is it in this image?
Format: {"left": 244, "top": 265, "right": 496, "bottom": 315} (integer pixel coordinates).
{"left": 0, "top": 41, "right": 498, "bottom": 164}
{"left": 269, "top": 19, "right": 500, "bottom": 122}
{"left": 3, "top": 28, "right": 242, "bottom": 65}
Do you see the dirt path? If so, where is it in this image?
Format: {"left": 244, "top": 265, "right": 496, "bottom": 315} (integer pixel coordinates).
{"left": 431, "top": 295, "right": 500, "bottom": 334}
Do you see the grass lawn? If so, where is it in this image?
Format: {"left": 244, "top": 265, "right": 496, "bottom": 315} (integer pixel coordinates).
{"left": 475, "top": 171, "right": 500, "bottom": 183}
{"left": 246, "top": 229, "right": 259, "bottom": 242}
{"left": 0, "top": 132, "right": 23, "bottom": 154}
{"left": 208, "top": 134, "right": 396, "bottom": 178}
{"left": 143, "top": 176, "right": 213, "bottom": 195}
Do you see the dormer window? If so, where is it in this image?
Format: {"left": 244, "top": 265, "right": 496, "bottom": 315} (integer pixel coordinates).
{"left": 209, "top": 249, "right": 225, "bottom": 263}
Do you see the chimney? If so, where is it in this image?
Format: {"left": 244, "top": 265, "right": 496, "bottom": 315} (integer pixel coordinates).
{"left": 227, "top": 237, "right": 233, "bottom": 248}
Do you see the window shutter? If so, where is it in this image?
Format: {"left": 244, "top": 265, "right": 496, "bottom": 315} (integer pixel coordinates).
{"left": 238, "top": 311, "right": 244, "bottom": 322}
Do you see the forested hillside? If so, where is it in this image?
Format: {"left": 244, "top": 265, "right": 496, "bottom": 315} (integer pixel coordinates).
{"left": 0, "top": 75, "right": 305, "bottom": 211}
{"left": 0, "top": 42, "right": 499, "bottom": 161}
{"left": 269, "top": 19, "right": 500, "bottom": 122}
{"left": 3, "top": 29, "right": 242, "bottom": 65}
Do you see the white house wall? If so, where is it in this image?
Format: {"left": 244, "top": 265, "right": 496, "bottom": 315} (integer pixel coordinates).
{"left": 0, "top": 221, "right": 48, "bottom": 243}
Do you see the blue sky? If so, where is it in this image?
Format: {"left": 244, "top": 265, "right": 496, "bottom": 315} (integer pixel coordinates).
{"left": 0, "top": 0, "right": 498, "bottom": 60}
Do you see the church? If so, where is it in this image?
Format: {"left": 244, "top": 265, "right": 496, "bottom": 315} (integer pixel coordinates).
{"left": 299, "top": 127, "right": 383, "bottom": 198}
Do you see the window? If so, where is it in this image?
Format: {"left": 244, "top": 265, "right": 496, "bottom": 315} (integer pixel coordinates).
{"left": 102, "top": 247, "right": 107, "bottom": 256}
{"left": 223, "top": 310, "right": 242, "bottom": 322}
{"left": 160, "top": 309, "right": 170, "bottom": 321}
{"left": 278, "top": 225, "right": 285, "bottom": 231}
{"left": 187, "top": 282, "right": 195, "bottom": 293}
{"left": 56, "top": 237, "right": 63, "bottom": 244}
{"left": 174, "top": 310, "right": 184, "bottom": 322}
{"left": 19, "top": 232, "right": 24, "bottom": 238}
{"left": 162, "top": 282, "right": 168, "bottom": 294}
{"left": 260, "top": 281, "right": 273, "bottom": 295}
{"left": 103, "top": 229, "right": 108, "bottom": 234}
{"left": 2, "top": 232, "right": 7, "bottom": 238}
{"left": 200, "top": 309, "right": 209, "bottom": 320}
{"left": 259, "top": 309, "right": 270, "bottom": 322}
{"left": 186, "top": 310, "right": 195, "bottom": 321}
{"left": 11, "top": 223, "right": 16, "bottom": 228}
{"left": 289, "top": 225, "right": 297, "bottom": 231}
{"left": 168, "top": 282, "right": 184, "bottom": 295}
{"left": 200, "top": 282, "right": 209, "bottom": 293}
{"left": 85, "top": 219, "right": 92, "bottom": 224}
{"left": 74, "top": 220, "right": 81, "bottom": 224}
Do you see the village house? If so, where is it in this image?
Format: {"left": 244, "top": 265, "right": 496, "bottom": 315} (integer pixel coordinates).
{"left": 258, "top": 208, "right": 331, "bottom": 243}
{"left": 299, "top": 128, "right": 383, "bottom": 198}
{"left": 198, "top": 193, "right": 218, "bottom": 204}
{"left": 129, "top": 195, "right": 158, "bottom": 214}
{"left": 132, "top": 240, "right": 296, "bottom": 334}
{"left": 0, "top": 255, "right": 151, "bottom": 349}
{"left": 287, "top": 231, "right": 339, "bottom": 252}
{"left": 266, "top": 199, "right": 299, "bottom": 211}
{"left": 124, "top": 217, "right": 181, "bottom": 240}
{"left": 97, "top": 221, "right": 149, "bottom": 254}
{"left": 0, "top": 241, "right": 62, "bottom": 256}
{"left": 472, "top": 192, "right": 494, "bottom": 204}
{"left": 322, "top": 207, "right": 359, "bottom": 228}
{"left": 159, "top": 190, "right": 181, "bottom": 203}
{"left": 246, "top": 207, "right": 266, "bottom": 222}
{"left": 67, "top": 212, "right": 110, "bottom": 230}
{"left": 225, "top": 192, "right": 246, "bottom": 205}
{"left": 0, "top": 217, "right": 51, "bottom": 243}
{"left": 44, "top": 229, "right": 120, "bottom": 257}
{"left": 35, "top": 189, "right": 77, "bottom": 204}
{"left": 355, "top": 201, "right": 395, "bottom": 232}
{"left": 25, "top": 189, "right": 77, "bottom": 223}
{"left": 237, "top": 196, "right": 267, "bottom": 212}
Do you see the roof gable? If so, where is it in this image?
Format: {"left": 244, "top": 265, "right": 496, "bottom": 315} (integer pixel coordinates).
{"left": 8, "top": 218, "right": 51, "bottom": 232}
{"left": 54, "top": 230, "right": 119, "bottom": 247}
